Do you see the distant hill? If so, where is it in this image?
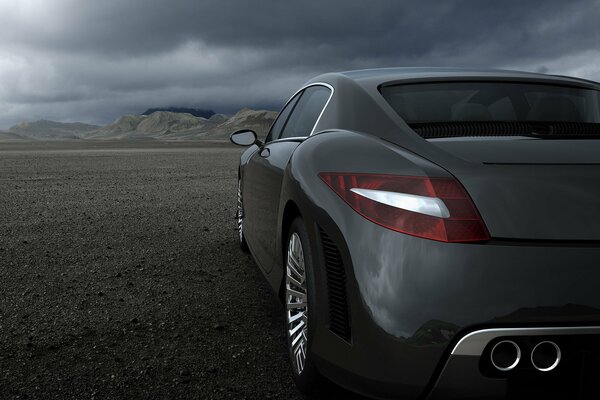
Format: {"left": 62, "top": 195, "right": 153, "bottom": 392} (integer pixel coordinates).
{"left": 89, "top": 109, "right": 277, "bottom": 140}
{"left": 0, "top": 131, "right": 25, "bottom": 140}
{"left": 208, "top": 114, "right": 228, "bottom": 124}
{"left": 8, "top": 108, "right": 278, "bottom": 141}
{"left": 88, "top": 111, "right": 212, "bottom": 139}
{"left": 141, "top": 107, "right": 215, "bottom": 119}
{"left": 137, "top": 112, "right": 208, "bottom": 134}
{"left": 200, "top": 109, "right": 278, "bottom": 140}
{"left": 9, "top": 120, "right": 100, "bottom": 139}
{"left": 84, "top": 114, "right": 148, "bottom": 139}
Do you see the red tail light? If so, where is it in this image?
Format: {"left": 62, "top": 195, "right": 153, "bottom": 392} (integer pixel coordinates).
{"left": 319, "top": 173, "right": 490, "bottom": 243}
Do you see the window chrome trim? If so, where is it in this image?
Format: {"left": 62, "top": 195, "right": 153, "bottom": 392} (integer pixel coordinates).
{"left": 267, "top": 137, "right": 307, "bottom": 144}
{"left": 266, "top": 82, "right": 334, "bottom": 142}
{"left": 451, "top": 326, "right": 600, "bottom": 356}
{"left": 307, "top": 82, "right": 334, "bottom": 136}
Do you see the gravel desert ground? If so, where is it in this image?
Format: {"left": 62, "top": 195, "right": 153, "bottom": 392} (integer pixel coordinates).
{"left": 0, "top": 141, "right": 363, "bottom": 399}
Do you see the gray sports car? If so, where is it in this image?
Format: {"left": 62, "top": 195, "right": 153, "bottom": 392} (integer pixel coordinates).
{"left": 230, "top": 68, "right": 600, "bottom": 399}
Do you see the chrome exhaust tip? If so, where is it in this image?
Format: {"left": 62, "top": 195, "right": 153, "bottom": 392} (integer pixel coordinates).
{"left": 531, "top": 341, "right": 561, "bottom": 372}
{"left": 490, "top": 340, "right": 521, "bottom": 371}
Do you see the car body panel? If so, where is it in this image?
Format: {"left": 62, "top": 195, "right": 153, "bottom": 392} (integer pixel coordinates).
{"left": 283, "top": 131, "right": 600, "bottom": 398}
{"left": 426, "top": 138, "right": 600, "bottom": 241}
{"left": 235, "top": 68, "right": 600, "bottom": 398}
{"left": 452, "top": 163, "right": 600, "bottom": 241}
{"left": 242, "top": 139, "right": 302, "bottom": 273}
{"left": 428, "top": 137, "right": 600, "bottom": 165}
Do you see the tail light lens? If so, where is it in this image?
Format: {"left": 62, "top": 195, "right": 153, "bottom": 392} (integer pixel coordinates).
{"left": 319, "top": 173, "right": 490, "bottom": 243}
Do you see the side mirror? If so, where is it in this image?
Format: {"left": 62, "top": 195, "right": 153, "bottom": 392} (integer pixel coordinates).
{"left": 230, "top": 130, "right": 261, "bottom": 146}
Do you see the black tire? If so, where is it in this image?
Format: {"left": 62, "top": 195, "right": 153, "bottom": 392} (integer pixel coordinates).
{"left": 285, "top": 217, "right": 330, "bottom": 396}
{"left": 237, "top": 178, "right": 249, "bottom": 252}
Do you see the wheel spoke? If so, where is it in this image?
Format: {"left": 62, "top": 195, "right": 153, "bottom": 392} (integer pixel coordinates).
{"left": 287, "top": 310, "right": 304, "bottom": 323}
{"left": 286, "top": 273, "right": 304, "bottom": 289}
{"left": 286, "top": 288, "right": 306, "bottom": 301}
{"left": 287, "top": 252, "right": 304, "bottom": 280}
{"left": 289, "top": 319, "right": 305, "bottom": 339}
{"left": 286, "top": 301, "right": 307, "bottom": 310}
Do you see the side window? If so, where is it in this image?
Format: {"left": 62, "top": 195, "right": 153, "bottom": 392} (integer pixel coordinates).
{"left": 280, "top": 86, "right": 331, "bottom": 139}
{"left": 266, "top": 93, "right": 301, "bottom": 142}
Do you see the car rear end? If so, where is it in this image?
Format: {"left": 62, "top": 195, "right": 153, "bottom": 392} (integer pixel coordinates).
{"left": 303, "top": 75, "right": 600, "bottom": 398}
{"left": 423, "top": 137, "right": 600, "bottom": 398}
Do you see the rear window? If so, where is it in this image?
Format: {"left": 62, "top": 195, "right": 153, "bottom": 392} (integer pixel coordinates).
{"left": 381, "top": 82, "right": 600, "bottom": 124}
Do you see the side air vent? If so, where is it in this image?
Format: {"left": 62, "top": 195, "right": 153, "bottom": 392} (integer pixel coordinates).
{"left": 410, "top": 121, "right": 600, "bottom": 139}
{"left": 319, "top": 226, "right": 351, "bottom": 342}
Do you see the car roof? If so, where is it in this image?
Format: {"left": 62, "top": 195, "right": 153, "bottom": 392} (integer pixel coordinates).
{"left": 311, "top": 67, "right": 600, "bottom": 90}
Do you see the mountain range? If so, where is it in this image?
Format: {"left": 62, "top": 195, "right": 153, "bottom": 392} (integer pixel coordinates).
{"left": 2, "top": 109, "right": 277, "bottom": 141}
{"left": 141, "top": 107, "right": 215, "bottom": 119}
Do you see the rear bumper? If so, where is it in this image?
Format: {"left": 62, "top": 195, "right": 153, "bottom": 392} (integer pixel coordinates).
{"left": 429, "top": 327, "right": 600, "bottom": 399}
{"left": 308, "top": 204, "right": 600, "bottom": 398}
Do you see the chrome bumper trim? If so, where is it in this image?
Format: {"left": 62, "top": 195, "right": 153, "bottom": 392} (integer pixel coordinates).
{"left": 452, "top": 326, "right": 600, "bottom": 356}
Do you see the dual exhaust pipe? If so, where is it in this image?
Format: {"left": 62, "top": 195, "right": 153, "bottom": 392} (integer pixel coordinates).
{"left": 490, "top": 340, "right": 561, "bottom": 372}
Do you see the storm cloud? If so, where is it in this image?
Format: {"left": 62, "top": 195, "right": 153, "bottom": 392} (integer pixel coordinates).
{"left": 0, "top": 0, "right": 599, "bottom": 128}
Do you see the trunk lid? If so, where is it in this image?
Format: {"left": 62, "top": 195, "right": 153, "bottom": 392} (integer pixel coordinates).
{"left": 429, "top": 138, "right": 600, "bottom": 241}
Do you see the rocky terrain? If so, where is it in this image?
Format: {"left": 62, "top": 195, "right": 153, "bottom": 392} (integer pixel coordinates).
{"left": 4, "top": 109, "right": 277, "bottom": 141}
{"left": 0, "top": 141, "right": 363, "bottom": 400}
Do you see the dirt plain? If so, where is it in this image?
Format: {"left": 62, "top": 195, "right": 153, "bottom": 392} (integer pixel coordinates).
{"left": 0, "top": 140, "right": 363, "bottom": 399}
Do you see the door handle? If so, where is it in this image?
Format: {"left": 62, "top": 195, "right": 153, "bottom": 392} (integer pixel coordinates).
{"left": 260, "top": 148, "right": 271, "bottom": 158}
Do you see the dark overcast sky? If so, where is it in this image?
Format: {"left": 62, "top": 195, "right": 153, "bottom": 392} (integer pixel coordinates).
{"left": 0, "top": 0, "right": 599, "bottom": 128}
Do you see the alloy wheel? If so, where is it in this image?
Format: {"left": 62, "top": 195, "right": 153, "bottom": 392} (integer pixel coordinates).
{"left": 286, "top": 232, "right": 309, "bottom": 375}
{"left": 237, "top": 180, "right": 244, "bottom": 243}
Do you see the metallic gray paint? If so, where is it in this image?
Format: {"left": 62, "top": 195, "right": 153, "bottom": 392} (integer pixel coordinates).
{"left": 234, "top": 68, "right": 600, "bottom": 399}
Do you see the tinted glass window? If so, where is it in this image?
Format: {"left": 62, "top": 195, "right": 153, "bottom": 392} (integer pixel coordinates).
{"left": 266, "top": 93, "right": 301, "bottom": 142}
{"left": 381, "top": 82, "right": 600, "bottom": 124}
{"left": 280, "top": 86, "right": 331, "bottom": 139}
